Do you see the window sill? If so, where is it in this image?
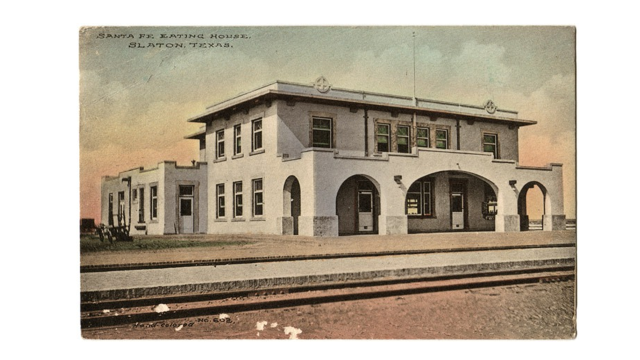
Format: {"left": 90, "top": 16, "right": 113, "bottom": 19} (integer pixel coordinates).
{"left": 408, "top": 215, "right": 437, "bottom": 219}
{"left": 213, "top": 157, "right": 227, "bottom": 163}
{"left": 232, "top": 153, "right": 244, "bottom": 159}
{"left": 214, "top": 218, "right": 228, "bottom": 222}
{"left": 231, "top": 218, "right": 246, "bottom": 222}
{"left": 250, "top": 149, "right": 265, "bottom": 156}
{"left": 250, "top": 217, "right": 266, "bottom": 221}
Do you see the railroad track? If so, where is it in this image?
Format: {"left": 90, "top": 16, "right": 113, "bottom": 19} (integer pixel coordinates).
{"left": 81, "top": 265, "right": 575, "bottom": 329}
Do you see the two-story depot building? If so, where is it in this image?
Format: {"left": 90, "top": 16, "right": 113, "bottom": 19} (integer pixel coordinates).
{"left": 101, "top": 78, "right": 566, "bottom": 236}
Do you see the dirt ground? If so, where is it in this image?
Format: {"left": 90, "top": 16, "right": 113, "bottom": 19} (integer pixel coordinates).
{"left": 82, "top": 279, "right": 576, "bottom": 340}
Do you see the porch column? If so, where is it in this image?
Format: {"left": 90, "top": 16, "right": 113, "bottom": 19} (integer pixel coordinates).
{"left": 495, "top": 181, "right": 520, "bottom": 232}
{"left": 378, "top": 179, "right": 408, "bottom": 235}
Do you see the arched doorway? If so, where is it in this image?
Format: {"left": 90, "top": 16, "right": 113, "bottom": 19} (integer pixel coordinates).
{"left": 283, "top": 176, "right": 301, "bottom": 235}
{"left": 335, "top": 175, "right": 380, "bottom": 235}
{"left": 405, "top": 171, "right": 498, "bottom": 233}
{"left": 518, "top": 182, "right": 550, "bottom": 231}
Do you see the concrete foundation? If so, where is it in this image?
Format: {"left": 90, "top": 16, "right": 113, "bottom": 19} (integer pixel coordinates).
{"left": 381, "top": 215, "right": 408, "bottom": 235}
{"left": 299, "top": 216, "right": 338, "bottom": 237}
{"left": 278, "top": 216, "right": 294, "bottom": 235}
{"left": 496, "top": 215, "right": 520, "bottom": 232}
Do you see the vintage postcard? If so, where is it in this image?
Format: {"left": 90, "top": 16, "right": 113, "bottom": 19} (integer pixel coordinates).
{"left": 79, "top": 26, "right": 576, "bottom": 339}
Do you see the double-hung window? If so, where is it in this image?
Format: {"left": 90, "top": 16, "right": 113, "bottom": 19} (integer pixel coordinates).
{"left": 397, "top": 125, "right": 410, "bottom": 153}
{"left": 216, "top": 184, "right": 225, "bottom": 218}
{"left": 216, "top": 130, "right": 225, "bottom": 159}
{"left": 436, "top": 129, "right": 449, "bottom": 149}
{"left": 417, "top": 127, "right": 430, "bottom": 148}
{"left": 252, "top": 119, "right": 263, "bottom": 151}
{"left": 234, "top": 124, "right": 242, "bottom": 155}
{"left": 483, "top": 133, "right": 499, "bottom": 158}
{"left": 253, "top": 179, "right": 264, "bottom": 217}
{"left": 150, "top": 186, "right": 158, "bottom": 220}
{"left": 233, "top": 181, "right": 243, "bottom": 218}
{"left": 376, "top": 124, "right": 390, "bottom": 152}
{"left": 108, "top": 193, "right": 114, "bottom": 226}
{"left": 312, "top": 117, "right": 332, "bottom": 148}
{"left": 138, "top": 188, "right": 145, "bottom": 223}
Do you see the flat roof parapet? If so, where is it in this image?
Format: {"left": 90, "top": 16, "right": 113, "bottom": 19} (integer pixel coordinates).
{"left": 189, "top": 80, "right": 532, "bottom": 125}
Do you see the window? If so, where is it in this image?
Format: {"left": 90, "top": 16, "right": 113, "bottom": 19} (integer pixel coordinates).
{"left": 376, "top": 124, "right": 390, "bottom": 152}
{"left": 132, "top": 189, "right": 138, "bottom": 202}
{"left": 179, "top": 185, "right": 194, "bottom": 196}
{"left": 138, "top": 188, "right": 145, "bottom": 223}
{"left": 397, "top": 125, "right": 410, "bottom": 153}
{"left": 216, "top": 129, "right": 225, "bottom": 159}
{"left": 253, "top": 179, "right": 264, "bottom": 216}
{"left": 483, "top": 133, "right": 499, "bottom": 158}
{"left": 118, "top": 191, "right": 125, "bottom": 224}
{"left": 150, "top": 186, "right": 158, "bottom": 220}
{"left": 234, "top": 124, "right": 242, "bottom": 155}
{"left": 312, "top": 117, "right": 332, "bottom": 148}
{"left": 216, "top": 184, "right": 225, "bottom": 218}
{"left": 252, "top": 118, "right": 263, "bottom": 151}
{"left": 406, "top": 179, "right": 433, "bottom": 217}
{"left": 233, "top": 181, "right": 243, "bottom": 218}
{"left": 436, "top": 129, "right": 449, "bottom": 149}
{"left": 108, "top": 193, "right": 114, "bottom": 226}
{"left": 179, "top": 185, "right": 194, "bottom": 217}
{"left": 417, "top": 127, "right": 430, "bottom": 148}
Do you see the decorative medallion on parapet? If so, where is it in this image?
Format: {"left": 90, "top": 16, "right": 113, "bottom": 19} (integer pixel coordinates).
{"left": 314, "top": 76, "right": 332, "bottom": 93}
{"left": 484, "top": 100, "right": 497, "bottom": 114}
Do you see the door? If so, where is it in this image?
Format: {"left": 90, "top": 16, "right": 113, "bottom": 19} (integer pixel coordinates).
{"left": 179, "top": 185, "right": 194, "bottom": 233}
{"left": 450, "top": 182, "right": 466, "bottom": 230}
{"left": 358, "top": 190, "right": 374, "bottom": 232}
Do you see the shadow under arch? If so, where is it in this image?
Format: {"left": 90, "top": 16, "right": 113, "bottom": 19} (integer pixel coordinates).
{"left": 404, "top": 170, "right": 499, "bottom": 233}
{"left": 335, "top": 174, "right": 381, "bottom": 235}
{"left": 283, "top": 175, "right": 301, "bottom": 235}
{"left": 518, "top": 181, "right": 551, "bottom": 231}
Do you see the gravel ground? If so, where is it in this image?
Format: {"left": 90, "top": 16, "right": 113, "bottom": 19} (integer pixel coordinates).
{"left": 82, "top": 279, "right": 576, "bottom": 339}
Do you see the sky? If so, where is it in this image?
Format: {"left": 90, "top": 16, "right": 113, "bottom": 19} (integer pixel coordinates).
{"left": 79, "top": 26, "right": 576, "bottom": 221}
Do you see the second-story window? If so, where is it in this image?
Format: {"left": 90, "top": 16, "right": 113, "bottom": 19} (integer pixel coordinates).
{"left": 436, "top": 129, "right": 449, "bottom": 149}
{"left": 252, "top": 118, "right": 263, "bottom": 152}
{"left": 483, "top": 133, "right": 499, "bottom": 159}
{"left": 417, "top": 127, "right": 430, "bottom": 148}
{"left": 312, "top": 117, "right": 333, "bottom": 148}
{"left": 216, "top": 129, "right": 225, "bottom": 159}
{"left": 376, "top": 124, "right": 390, "bottom": 152}
{"left": 234, "top": 124, "right": 241, "bottom": 155}
{"left": 233, "top": 181, "right": 243, "bottom": 218}
{"left": 397, "top": 125, "right": 410, "bottom": 153}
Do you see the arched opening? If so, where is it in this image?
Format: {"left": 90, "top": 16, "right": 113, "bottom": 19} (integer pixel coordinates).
{"left": 518, "top": 182, "right": 549, "bottom": 231}
{"left": 405, "top": 171, "right": 498, "bottom": 233}
{"left": 335, "top": 175, "right": 380, "bottom": 235}
{"left": 283, "top": 176, "right": 301, "bottom": 235}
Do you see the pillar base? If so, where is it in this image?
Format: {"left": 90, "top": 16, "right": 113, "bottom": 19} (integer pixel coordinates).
{"left": 298, "top": 216, "right": 338, "bottom": 237}
{"left": 544, "top": 214, "right": 566, "bottom": 231}
{"left": 495, "top": 214, "right": 520, "bottom": 232}
{"left": 379, "top": 215, "right": 408, "bottom": 235}
{"left": 277, "top": 217, "right": 294, "bottom": 235}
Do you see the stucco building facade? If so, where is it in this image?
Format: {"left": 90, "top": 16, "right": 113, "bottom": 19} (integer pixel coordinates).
{"left": 101, "top": 78, "right": 566, "bottom": 236}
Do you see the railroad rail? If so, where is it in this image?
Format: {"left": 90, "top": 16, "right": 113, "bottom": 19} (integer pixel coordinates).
{"left": 81, "top": 265, "right": 575, "bottom": 329}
